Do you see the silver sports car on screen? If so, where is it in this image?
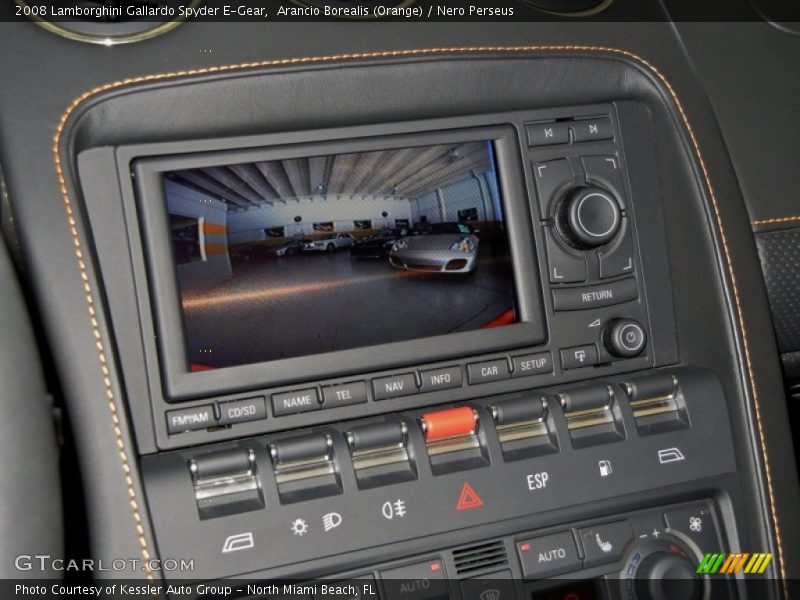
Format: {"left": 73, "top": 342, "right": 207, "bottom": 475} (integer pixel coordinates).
{"left": 389, "top": 222, "right": 479, "bottom": 274}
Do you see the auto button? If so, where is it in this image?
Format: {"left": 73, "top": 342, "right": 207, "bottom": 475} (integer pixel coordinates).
{"left": 381, "top": 559, "right": 449, "bottom": 600}
{"left": 517, "top": 531, "right": 581, "bottom": 579}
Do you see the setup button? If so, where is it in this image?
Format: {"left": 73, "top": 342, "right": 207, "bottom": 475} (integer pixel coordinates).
{"left": 272, "top": 388, "right": 320, "bottom": 416}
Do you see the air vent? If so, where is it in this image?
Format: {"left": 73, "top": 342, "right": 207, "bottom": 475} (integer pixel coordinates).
{"left": 453, "top": 540, "right": 508, "bottom": 575}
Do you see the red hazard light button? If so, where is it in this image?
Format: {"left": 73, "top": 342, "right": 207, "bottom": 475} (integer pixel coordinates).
{"left": 421, "top": 406, "right": 477, "bottom": 441}
{"left": 456, "top": 482, "right": 484, "bottom": 511}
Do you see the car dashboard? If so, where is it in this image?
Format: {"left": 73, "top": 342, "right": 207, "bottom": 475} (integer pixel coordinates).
{"left": 0, "top": 5, "right": 798, "bottom": 600}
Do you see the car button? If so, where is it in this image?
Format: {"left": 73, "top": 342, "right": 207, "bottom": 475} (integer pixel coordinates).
{"left": 545, "top": 226, "right": 587, "bottom": 283}
{"left": 599, "top": 218, "right": 635, "bottom": 278}
{"left": 322, "top": 381, "right": 368, "bottom": 409}
{"left": 512, "top": 352, "right": 553, "bottom": 378}
{"left": 533, "top": 158, "right": 574, "bottom": 219}
{"left": 517, "top": 531, "right": 581, "bottom": 579}
{"left": 373, "top": 373, "right": 418, "bottom": 400}
{"left": 664, "top": 504, "right": 719, "bottom": 553}
{"left": 577, "top": 520, "right": 634, "bottom": 568}
{"left": 460, "top": 570, "right": 516, "bottom": 600}
{"left": 381, "top": 559, "right": 449, "bottom": 600}
{"left": 526, "top": 122, "right": 570, "bottom": 147}
{"left": 166, "top": 405, "right": 217, "bottom": 434}
{"left": 551, "top": 277, "right": 638, "bottom": 311}
{"left": 467, "top": 359, "right": 511, "bottom": 384}
{"left": 572, "top": 117, "right": 613, "bottom": 142}
{"left": 272, "top": 388, "right": 320, "bottom": 416}
{"left": 218, "top": 397, "right": 267, "bottom": 426}
{"left": 581, "top": 155, "right": 627, "bottom": 208}
{"left": 419, "top": 366, "right": 463, "bottom": 393}
{"left": 560, "top": 345, "right": 599, "bottom": 370}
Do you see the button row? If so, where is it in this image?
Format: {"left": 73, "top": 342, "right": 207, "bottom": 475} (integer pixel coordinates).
{"left": 517, "top": 520, "right": 634, "bottom": 579}
{"left": 166, "top": 397, "right": 267, "bottom": 434}
{"left": 526, "top": 116, "right": 613, "bottom": 147}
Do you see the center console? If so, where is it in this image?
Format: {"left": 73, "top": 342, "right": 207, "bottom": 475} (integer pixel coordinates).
{"left": 67, "top": 52, "right": 782, "bottom": 599}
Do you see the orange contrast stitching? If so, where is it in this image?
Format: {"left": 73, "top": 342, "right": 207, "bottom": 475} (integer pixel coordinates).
{"left": 52, "top": 45, "right": 786, "bottom": 587}
{"left": 753, "top": 215, "right": 800, "bottom": 227}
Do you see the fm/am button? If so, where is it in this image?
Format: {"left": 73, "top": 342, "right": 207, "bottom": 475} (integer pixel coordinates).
{"left": 166, "top": 405, "right": 217, "bottom": 434}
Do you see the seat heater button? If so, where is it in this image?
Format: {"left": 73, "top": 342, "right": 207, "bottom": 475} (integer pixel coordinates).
{"left": 272, "top": 388, "right": 320, "bottom": 416}
{"left": 381, "top": 559, "right": 449, "bottom": 600}
{"left": 218, "top": 397, "right": 267, "bottom": 425}
{"left": 166, "top": 405, "right": 217, "bottom": 434}
{"left": 467, "top": 359, "right": 511, "bottom": 384}
{"left": 372, "top": 373, "right": 418, "bottom": 400}
{"left": 322, "top": 381, "right": 368, "bottom": 408}
{"left": 551, "top": 277, "right": 638, "bottom": 311}
{"left": 517, "top": 531, "right": 581, "bottom": 579}
{"left": 577, "top": 520, "right": 634, "bottom": 568}
{"left": 419, "top": 366, "right": 463, "bottom": 393}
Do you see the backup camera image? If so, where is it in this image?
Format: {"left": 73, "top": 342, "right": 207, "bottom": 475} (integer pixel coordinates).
{"left": 164, "top": 141, "right": 518, "bottom": 370}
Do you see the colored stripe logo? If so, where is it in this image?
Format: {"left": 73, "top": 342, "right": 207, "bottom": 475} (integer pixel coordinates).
{"left": 697, "top": 553, "right": 772, "bottom": 574}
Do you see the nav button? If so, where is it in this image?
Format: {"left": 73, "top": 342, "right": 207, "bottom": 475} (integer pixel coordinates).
{"left": 373, "top": 373, "right": 418, "bottom": 400}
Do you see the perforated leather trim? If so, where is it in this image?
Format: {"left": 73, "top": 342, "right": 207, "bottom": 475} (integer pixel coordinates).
{"left": 52, "top": 46, "right": 786, "bottom": 585}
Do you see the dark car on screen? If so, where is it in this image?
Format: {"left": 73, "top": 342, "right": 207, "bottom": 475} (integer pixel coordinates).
{"left": 238, "top": 239, "right": 305, "bottom": 260}
{"left": 349, "top": 228, "right": 410, "bottom": 259}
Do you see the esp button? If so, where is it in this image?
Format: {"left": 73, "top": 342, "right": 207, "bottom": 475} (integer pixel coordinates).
{"left": 381, "top": 559, "right": 448, "bottom": 600}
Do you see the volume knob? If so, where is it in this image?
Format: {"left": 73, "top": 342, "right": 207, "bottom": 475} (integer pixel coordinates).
{"left": 560, "top": 186, "right": 621, "bottom": 247}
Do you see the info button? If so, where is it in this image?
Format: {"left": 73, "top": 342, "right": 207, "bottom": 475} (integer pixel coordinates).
{"left": 420, "top": 366, "right": 463, "bottom": 393}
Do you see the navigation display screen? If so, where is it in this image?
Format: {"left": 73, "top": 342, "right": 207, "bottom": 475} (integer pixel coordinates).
{"left": 163, "top": 141, "right": 518, "bottom": 370}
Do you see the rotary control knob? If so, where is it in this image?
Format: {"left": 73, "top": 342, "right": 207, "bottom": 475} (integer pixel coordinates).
{"left": 621, "top": 537, "right": 705, "bottom": 600}
{"left": 635, "top": 552, "right": 703, "bottom": 600}
{"left": 604, "top": 318, "right": 647, "bottom": 358}
{"left": 557, "top": 186, "right": 621, "bottom": 248}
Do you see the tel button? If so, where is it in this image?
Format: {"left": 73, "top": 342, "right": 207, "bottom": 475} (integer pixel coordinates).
{"left": 322, "top": 381, "right": 368, "bottom": 409}
{"left": 218, "top": 397, "right": 267, "bottom": 425}
{"left": 467, "top": 359, "right": 511, "bottom": 384}
{"left": 381, "top": 559, "right": 449, "bottom": 600}
{"left": 517, "top": 531, "right": 581, "bottom": 579}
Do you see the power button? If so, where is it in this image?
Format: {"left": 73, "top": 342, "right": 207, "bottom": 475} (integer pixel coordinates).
{"left": 604, "top": 318, "right": 647, "bottom": 358}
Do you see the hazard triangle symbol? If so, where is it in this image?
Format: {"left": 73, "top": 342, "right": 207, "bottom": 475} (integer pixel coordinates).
{"left": 456, "top": 482, "right": 484, "bottom": 511}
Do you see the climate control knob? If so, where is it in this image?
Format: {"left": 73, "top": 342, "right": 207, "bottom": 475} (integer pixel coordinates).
{"left": 604, "top": 318, "right": 647, "bottom": 358}
{"left": 634, "top": 551, "right": 703, "bottom": 600}
{"left": 559, "top": 186, "right": 621, "bottom": 247}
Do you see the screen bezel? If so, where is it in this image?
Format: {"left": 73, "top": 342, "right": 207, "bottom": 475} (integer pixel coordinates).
{"left": 134, "top": 125, "right": 546, "bottom": 401}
